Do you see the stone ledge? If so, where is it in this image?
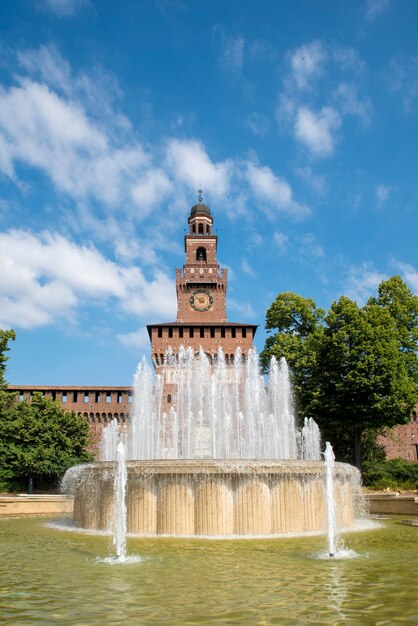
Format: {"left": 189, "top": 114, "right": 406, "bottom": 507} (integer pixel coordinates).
{"left": 0, "top": 495, "right": 74, "bottom": 517}
{"left": 367, "top": 493, "right": 418, "bottom": 515}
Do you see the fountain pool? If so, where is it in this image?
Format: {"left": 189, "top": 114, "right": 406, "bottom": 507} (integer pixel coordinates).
{"left": 0, "top": 516, "right": 416, "bottom": 625}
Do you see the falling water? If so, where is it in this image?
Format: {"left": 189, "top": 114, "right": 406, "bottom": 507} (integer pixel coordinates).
{"left": 301, "top": 417, "right": 322, "bottom": 460}
{"left": 113, "top": 440, "right": 127, "bottom": 561}
{"left": 324, "top": 441, "right": 337, "bottom": 557}
{"left": 115, "top": 346, "right": 321, "bottom": 462}
{"left": 101, "top": 418, "right": 119, "bottom": 462}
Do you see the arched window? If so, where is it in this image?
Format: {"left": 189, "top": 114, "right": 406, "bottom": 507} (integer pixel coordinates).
{"left": 196, "top": 247, "right": 207, "bottom": 262}
{"left": 206, "top": 225, "right": 210, "bottom": 234}
{"left": 192, "top": 224, "right": 196, "bottom": 234}
{"left": 198, "top": 223, "right": 204, "bottom": 235}
{"left": 167, "top": 394, "right": 172, "bottom": 403}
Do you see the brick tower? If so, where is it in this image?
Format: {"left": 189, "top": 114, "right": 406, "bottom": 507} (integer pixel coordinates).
{"left": 147, "top": 193, "right": 257, "bottom": 406}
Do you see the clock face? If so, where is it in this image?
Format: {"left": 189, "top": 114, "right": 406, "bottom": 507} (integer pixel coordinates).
{"left": 190, "top": 289, "right": 214, "bottom": 312}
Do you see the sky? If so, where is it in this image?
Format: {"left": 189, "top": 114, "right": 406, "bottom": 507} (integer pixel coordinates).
{"left": 0, "top": 0, "right": 417, "bottom": 386}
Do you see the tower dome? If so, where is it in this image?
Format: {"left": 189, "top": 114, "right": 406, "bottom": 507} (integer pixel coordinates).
{"left": 189, "top": 201, "right": 212, "bottom": 218}
{"left": 189, "top": 189, "right": 212, "bottom": 219}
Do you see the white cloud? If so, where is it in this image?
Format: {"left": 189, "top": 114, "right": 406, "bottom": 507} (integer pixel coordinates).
{"left": 241, "top": 259, "right": 256, "bottom": 277}
{"left": 246, "top": 161, "right": 310, "bottom": 217}
{"left": 376, "top": 184, "right": 391, "bottom": 206}
{"left": 390, "top": 260, "right": 418, "bottom": 293}
{"left": 0, "top": 230, "right": 176, "bottom": 330}
{"left": 165, "top": 139, "right": 232, "bottom": 200}
{"left": 117, "top": 327, "right": 150, "bottom": 351}
{"left": 18, "top": 45, "right": 72, "bottom": 94}
{"left": 0, "top": 79, "right": 147, "bottom": 205}
{"left": 245, "top": 112, "right": 270, "bottom": 137}
{"left": 344, "top": 260, "right": 418, "bottom": 307}
{"left": 385, "top": 55, "right": 418, "bottom": 111}
{"left": 221, "top": 35, "right": 245, "bottom": 72}
{"left": 273, "top": 231, "right": 289, "bottom": 253}
{"left": 228, "top": 299, "right": 256, "bottom": 319}
{"left": 345, "top": 262, "right": 386, "bottom": 304}
{"left": 331, "top": 46, "right": 365, "bottom": 74}
{"left": 295, "top": 166, "right": 327, "bottom": 196}
{"left": 332, "top": 82, "right": 372, "bottom": 126}
{"left": 278, "top": 41, "right": 369, "bottom": 156}
{"left": 248, "top": 40, "right": 277, "bottom": 62}
{"left": 294, "top": 106, "right": 341, "bottom": 156}
{"left": 364, "top": 0, "right": 391, "bottom": 21}
{"left": 288, "top": 41, "right": 327, "bottom": 90}
{"left": 213, "top": 27, "right": 245, "bottom": 73}
{"left": 38, "top": 0, "right": 88, "bottom": 17}
{"left": 131, "top": 169, "right": 173, "bottom": 215}
{"left": 298, "top": 233, "right": 325, "bottom": 258}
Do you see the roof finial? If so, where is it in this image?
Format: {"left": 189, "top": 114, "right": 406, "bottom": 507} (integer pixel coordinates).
{"left": 197, "top": 188, "right": 203, "bottom": 203}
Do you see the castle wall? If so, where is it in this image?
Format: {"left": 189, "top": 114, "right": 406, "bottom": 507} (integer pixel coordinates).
{"left": 377, "top": 406, "right": 418, "bottom": 461}
{"left": 7, "top": 385, "right": 132, "bottom": 450}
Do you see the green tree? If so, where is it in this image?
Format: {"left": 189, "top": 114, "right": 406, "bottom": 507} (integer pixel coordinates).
{"left": 0, "top": 330, "right": 15, "bottom": 389}
{"left": 315, "top": 297, "right": 414, "bottom": 467}
{"left": 261, "top": 278, "right": 418, "bottom": 468}
{"left": 0, "top": 330, "right": 93, "bottom": 492}
{"left": 0, "top": 393, "right": 93, "bottom": 492}
{"left": 260, "top": 292, "right": 325, "bottom": 413}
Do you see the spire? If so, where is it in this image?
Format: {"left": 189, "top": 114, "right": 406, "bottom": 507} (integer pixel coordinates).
{"left": 189, "top": 190, "right": 212, "bottom": 219}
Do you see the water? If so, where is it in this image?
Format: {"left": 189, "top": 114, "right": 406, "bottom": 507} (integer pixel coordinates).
{"left": 112, "top": 440, "right": 127, "bottom": 561}
{"left": 102, "top": 348, "right": 321, "bottom": 462}
{"left": 1, "top": 516, "right": 416, "bottom": 625}
{"left": 324, "top": 441, "right": 338, "bottom": 557}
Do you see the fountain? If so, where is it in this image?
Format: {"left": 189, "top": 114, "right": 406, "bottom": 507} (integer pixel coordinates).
{"left": 63, "top": 347, "right": 361, "bottom": 538}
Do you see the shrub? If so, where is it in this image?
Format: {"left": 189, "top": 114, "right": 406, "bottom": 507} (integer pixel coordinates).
{"left": 362, "top": 458, "right": 418, "bottom": 490}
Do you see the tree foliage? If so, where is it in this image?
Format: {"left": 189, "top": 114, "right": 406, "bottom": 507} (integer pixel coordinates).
{"left": 0, "top": 330, "right": 93, "bottom": 492}
{"left": 261, "top": 277, "right": 418, "bottom": 468}
{"left": 362, "top": 458, "right": 418, "bottom": 491}
{"left": 0, "top": 393, "right": 93, "bottom": 491}
{"left": 0, "top": 330, "right": 15, "bottom": 389}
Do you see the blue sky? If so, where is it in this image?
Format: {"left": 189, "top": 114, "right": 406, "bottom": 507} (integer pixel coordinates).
{"left": 0, "top": 0, "right": 417, "bottom": 385}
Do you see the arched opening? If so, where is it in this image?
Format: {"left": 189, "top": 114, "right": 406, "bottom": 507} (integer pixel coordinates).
{"left": 167, "top": 394, "right": 172, "bottom": 403}
{"left": 192, "top": 224, "right": 196, "bottom": 234}
{"left": 196, "top": 247, "right": 207, "bottom": 262}
{"left": 198, "top": 223, "right": 204, "bottom": 235}
{"left": 206, "top": 224, "right": 210, "bottom": 234}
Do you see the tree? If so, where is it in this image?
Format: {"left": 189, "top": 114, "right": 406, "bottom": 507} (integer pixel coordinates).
{"left": 0, "top": 393, "right": 93, "bottom": 492}
{"left": 261, "top": 278, "right": 418, "bottom": 468}
{"left": 0, "top": 330, "right": 15, "bottom": 389}
{"left": 315, "top": 297, "right": 415, "bottom": 467}
{"left": 0, "top": 330, "right": 93, "bottom": 492}
{"left": 261, "top": 292, "right": 325, "bottom": 413}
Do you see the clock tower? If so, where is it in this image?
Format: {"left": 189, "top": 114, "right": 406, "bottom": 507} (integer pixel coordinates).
{"left": 147, "top": 193, "right": 257, "bottom": 373}
{"left": 176, "top": 194, "right": 226, "bottom": 323}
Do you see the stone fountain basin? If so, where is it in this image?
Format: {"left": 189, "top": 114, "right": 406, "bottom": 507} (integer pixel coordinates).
{"left": 69, "top": 459, "right": 359, "bottom": 537}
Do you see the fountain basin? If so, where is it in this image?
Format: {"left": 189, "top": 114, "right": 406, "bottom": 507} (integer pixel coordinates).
{"left": 67, "top": 460, "right": 359, "bottom": 536}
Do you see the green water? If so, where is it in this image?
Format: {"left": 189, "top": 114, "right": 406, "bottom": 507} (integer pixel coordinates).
{"left": 0, "top": 517, "right": 417, "bottom": 625}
